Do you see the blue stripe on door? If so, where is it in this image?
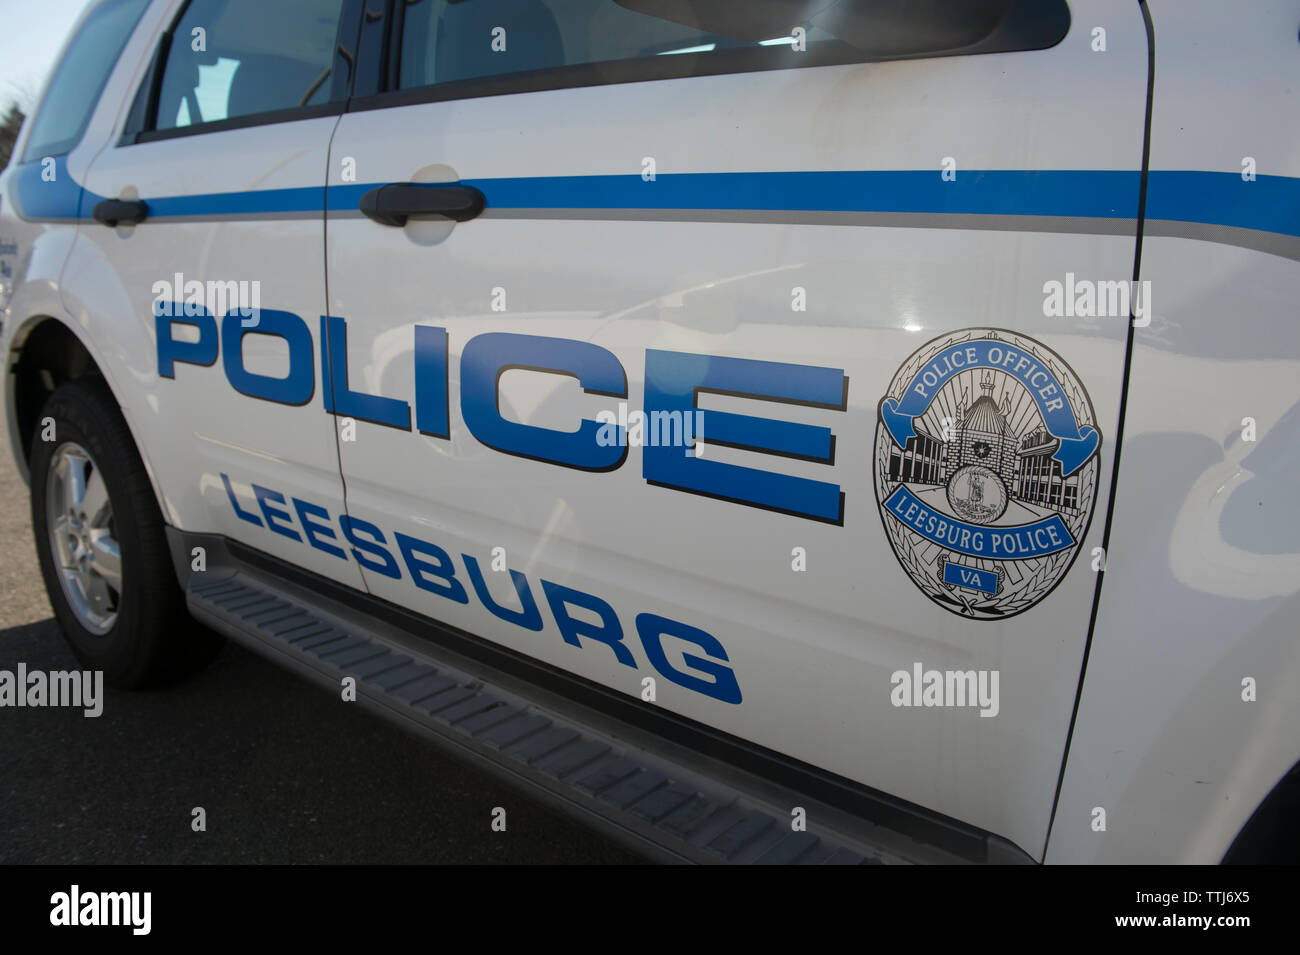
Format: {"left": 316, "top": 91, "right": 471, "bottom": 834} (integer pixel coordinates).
{"left": 13, "top": 164, "right": 1300, "bottom": 239}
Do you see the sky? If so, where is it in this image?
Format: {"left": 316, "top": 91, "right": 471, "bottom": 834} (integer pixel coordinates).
{"left": 0, "top": 0, "right": 91, "bottom": 113}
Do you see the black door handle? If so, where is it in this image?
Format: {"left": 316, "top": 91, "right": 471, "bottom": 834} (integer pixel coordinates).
{"left": 358, "top": 182, "right": 485, "bottom": 226}
{"left": 93, "top": 198, "right": 148, "bottom": 226}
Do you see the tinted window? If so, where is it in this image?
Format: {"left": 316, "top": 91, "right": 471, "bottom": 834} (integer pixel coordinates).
{"left": 396, "top": 0, "right": 1069, "bottom": 92}
{"left": 22, "top": 0, "right": 151, "bottom": 162}
{"left": 155, "top": 0, "right": 345, "bottom": 130}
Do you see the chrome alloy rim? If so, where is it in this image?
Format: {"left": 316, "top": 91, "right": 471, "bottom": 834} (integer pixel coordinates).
{"left": 45, "top": 442, "right": 121, "bottom": 634}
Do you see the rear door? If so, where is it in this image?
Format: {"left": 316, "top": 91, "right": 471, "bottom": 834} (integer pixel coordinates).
{"left": 71, "top": 0, "right": 363, "bottom": 586}
{"left": 323, "top": 0, "right": 1148, "bottom": 857}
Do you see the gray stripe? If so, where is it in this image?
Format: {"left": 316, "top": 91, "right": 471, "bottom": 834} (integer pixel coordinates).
{"left": 149, "top": 210, "right": 322, "bottom": 223}
{"left": 479, "top": 207, "right": 1139, "bottom": 236}
{"left": 1144, "top": 219, "right": 1300, "bottom": 261}
{"left": 14, "top": 215, "right": 80, "bottom": 225}
{"left": 330, "top": 206, "right": 1300, "bottom": 261}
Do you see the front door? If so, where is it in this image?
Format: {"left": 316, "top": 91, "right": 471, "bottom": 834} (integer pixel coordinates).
{"left": 323, "top": 0, "right": 1148, "bottom": 857}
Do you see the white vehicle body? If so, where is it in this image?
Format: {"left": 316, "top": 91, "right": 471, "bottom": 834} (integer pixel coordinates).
{"left": 2, "top": 0, "right": 1296, "bottom": 863}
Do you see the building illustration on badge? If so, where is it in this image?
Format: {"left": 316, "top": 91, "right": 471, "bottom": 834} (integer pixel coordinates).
{"left": 874, "top": 329, "right": 1101, "bottom": 619}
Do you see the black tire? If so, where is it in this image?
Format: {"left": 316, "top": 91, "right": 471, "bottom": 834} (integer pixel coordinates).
{"left": 29, "top": 377, "right": 222, "bottom": 689}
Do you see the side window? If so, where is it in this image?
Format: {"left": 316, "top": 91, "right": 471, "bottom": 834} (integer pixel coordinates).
{"left": 396, "top": 0, "right": 1070, "bottom": 93}
{"left": 155, "top": 0, "right": 346, "bottom": 130}
{"left": 22, "top": 0, "right": 151, "bottom": 162}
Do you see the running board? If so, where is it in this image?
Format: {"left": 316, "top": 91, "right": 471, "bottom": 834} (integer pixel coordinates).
{"left": 177, "top": 533, "right": 978, "bottom": 864}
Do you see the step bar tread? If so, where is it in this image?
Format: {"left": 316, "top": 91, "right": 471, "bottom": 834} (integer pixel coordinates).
{"left": 187, "top": 569, "right": 897, "bottom": 865}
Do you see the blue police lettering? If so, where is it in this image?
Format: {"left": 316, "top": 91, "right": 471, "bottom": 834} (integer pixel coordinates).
{"left": 218, "top": 473, "right": 742, "bottom": 704}
{"left": 155, "top": 303, "right": 217, "bottom": 378}
{"left": 161, "top": 309, "right": 844, "bottom": 523}
{"left": 462, "top": 553, "right": 545, "bottom": 631}
{"left": 321, "top": 315, "right": 409, "bottom": 428}
{"left": 460, "top": 332, "right": 628, "bottom": 471}
{"left": 223, "top": 309, "right": 314, "bottom": 405}
{"left": 642, "top": 349, "right": 845, "bottom": 523}
{"left": 541, "top": 581, "right": 637, "bottom": 668}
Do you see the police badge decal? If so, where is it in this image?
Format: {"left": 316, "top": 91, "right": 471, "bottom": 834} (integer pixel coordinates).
{"left": 874, "top": 329, "right": 1101, "bottom": 619}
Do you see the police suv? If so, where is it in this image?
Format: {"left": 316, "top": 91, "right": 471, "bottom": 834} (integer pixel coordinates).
{"left": 2, "top": 0, "right": 1297, "bottom": 864}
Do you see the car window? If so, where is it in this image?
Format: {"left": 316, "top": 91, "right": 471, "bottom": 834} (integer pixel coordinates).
{"left": 396, "top": 0, "right": 1069, "bottom": 93}
{"left": 155, "top": 0, "right": 346, "bottom": 130}
{"left": 22, "top": 0, "right": 151, "bottom": 162}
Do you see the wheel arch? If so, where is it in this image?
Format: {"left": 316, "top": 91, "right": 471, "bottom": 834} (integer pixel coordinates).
{"left": 5, "top": 315, "right": 171, "bottom": 530}
{"left": 1223, "top": 759, "right": 1300, "bottom": 864}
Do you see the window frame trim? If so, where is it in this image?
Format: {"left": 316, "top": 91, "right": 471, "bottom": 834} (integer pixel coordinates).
{"left": 346, "top": 0, "right": 1071, "bottom": 116}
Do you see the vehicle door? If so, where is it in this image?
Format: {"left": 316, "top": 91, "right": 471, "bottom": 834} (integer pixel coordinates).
{"left": 67, "top": 0, "right": 363, "bottom": 585}
{"left": 323, "top": 0, "right": 1148, "bottom": 857}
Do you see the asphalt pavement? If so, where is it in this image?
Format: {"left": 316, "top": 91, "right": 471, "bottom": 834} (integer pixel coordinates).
{"left": 0, "top": 442, "right": 639, "bottom": 864}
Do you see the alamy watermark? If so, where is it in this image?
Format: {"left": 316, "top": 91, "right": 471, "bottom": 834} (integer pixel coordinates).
{"left": 1043, "top": 272, "right": 1151, "bottom": 327}
{"left": 595, "top": 402, "right": 705, "bottom": 454}
{"left": 891, "top": 662, "right": 999, "bottom": 717}
{"left": 0, "top": 664, "right": 103, "bottom": 717}
{"left": 152, "top": 271, "right": 261, "bottom": 327}
{"left": 50, "top": 885, "right": 150, "bottom": 935}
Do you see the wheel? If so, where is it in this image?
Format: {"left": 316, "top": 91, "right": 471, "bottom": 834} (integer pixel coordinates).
{"left": 29, "top": 377, "right": 222, "bottom": 688}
